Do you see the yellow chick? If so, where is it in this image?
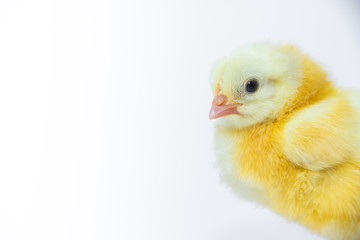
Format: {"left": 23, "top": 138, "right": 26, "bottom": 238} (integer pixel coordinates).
{"left": 209, "top": 43, "right": 360, "bottom": 240}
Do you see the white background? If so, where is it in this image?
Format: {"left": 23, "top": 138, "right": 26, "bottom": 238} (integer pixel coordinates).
{"left": 0, "top": 0, "right": 359, "bottom": 239}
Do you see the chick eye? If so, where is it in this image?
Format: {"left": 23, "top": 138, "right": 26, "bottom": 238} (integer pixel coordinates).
{"left": 245, "top": 78, "right": 259, "bottom": 93}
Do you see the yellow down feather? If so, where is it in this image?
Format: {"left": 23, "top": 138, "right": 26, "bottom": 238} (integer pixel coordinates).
{"left": 211, "top": 43, "right": 360, "bottom": 239}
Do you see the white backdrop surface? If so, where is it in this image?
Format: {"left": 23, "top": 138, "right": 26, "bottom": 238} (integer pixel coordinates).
{"left": 0, "top": 0, "right": 359, "bottom": 239}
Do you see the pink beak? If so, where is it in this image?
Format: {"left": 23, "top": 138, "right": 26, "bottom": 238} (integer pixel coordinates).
{"left": 209, "top": 95, "right": 243, "bottom": 119}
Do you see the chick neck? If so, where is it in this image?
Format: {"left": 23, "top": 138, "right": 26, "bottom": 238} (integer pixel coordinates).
{"left": 277, "top": 54, "right": 336, "bottom": 120}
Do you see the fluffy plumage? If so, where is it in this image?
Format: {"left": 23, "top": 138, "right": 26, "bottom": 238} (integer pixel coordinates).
{"left": 209, "top": 43, "right": 360, "bottom": 239}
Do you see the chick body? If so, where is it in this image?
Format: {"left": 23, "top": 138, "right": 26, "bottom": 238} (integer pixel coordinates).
{"left": 212, "top": 44, "right": 360, "bottom": 239}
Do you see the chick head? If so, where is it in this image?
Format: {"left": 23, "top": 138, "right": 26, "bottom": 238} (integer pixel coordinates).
{"left": 209, "top": 43, "right": 306, "bottom": 129}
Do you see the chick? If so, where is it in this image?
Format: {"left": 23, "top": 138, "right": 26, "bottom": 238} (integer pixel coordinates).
{"left": 209, "top": 43, "right": 360, "bottom": 240}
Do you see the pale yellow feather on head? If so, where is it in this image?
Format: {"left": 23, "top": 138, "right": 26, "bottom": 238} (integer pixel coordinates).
{"left": 210, "top": 43, "right": 304, "bottom": 128}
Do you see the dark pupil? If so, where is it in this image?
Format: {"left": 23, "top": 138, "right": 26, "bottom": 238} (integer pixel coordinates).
{"left": 245, "top": 79, "right": 258, "bottom": 93}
